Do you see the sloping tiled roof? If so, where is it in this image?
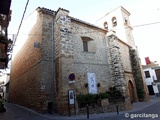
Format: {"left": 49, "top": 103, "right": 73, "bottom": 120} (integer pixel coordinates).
{"left": 56, "top": 7, "right": 69, "bottom": 14}
{"left": 69, "top": 16, "right": 107, "bottom": 31}
{"left": 36, "top": 7, "right": 55, "bottom": 15}
{"left": 36, "top": 7, "right": 107, "bottom": 32}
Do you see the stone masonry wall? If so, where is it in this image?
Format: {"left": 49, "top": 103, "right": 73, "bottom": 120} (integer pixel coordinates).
{"left": 130, "top": 48, "right": 149, "bottom": 101}
{"left": 118, "top": 42, "right": 132, "bottom": 72}
{"left": 54, "top": 8, "right": 112, "bottom": 114}
{"left": 107, "top": 31, "right": 132, "bottom": 110}
{"left": 9, "top": 7, "right": 139, "bottom": 114}
{"left": 107, "top": 32, "right": 127, "bottom": 94}
{"left": 119, "top": 41, "right": 138, "bottom": 102}
{"left": 40, "top": 12, "right": 55, "bottom": 111}
{"left": 54, "top": 9, "right": 74, "bottom": 114}
{"left": 9, "top": 11, "right": 44, "bottom": 111}
{"left": 71, "top": 22, "right": 111, "bottom": 94}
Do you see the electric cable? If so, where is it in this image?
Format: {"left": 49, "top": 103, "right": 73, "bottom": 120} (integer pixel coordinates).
{"left": 9, "top": 20, "right": 160, "bottom": 37}
{"left": 132, "top": 22, "right": 160, "bottom": 27}
{"left": 14, "top": 0, "right": 29, "bottom": 44}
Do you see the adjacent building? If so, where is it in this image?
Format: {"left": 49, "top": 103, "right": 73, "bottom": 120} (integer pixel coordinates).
{"left": 0, "top": 0, "right": 12, "bottom": 97}
{"left": 9, "top": 6, "right": 148, "bottom": 115}
{"left": 143, "top": 57, "right": 160, "bottom": 96}
{"left": 0, "top": 72, "right": 10, "bottom": 100}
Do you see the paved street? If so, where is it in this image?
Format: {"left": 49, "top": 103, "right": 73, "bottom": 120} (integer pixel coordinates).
{"left": 91, "top": 98, "right": 160, "bottom": 120}
{"left": 0, "top": 96, "right": 160, "bottom": 120}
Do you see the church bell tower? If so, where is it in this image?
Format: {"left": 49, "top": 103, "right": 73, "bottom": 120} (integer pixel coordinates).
{"left": 97, "top": 6, "right": 135, "bottom": 47}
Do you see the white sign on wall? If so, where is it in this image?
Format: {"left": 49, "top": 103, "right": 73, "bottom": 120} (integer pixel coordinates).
{"left": 87, "top": 73, "right": 97, "bottom": 94}
{"left": 68, "top": 89, "right": 74, "bottom": 105}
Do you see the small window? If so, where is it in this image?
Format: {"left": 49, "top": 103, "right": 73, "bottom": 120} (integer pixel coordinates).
{"left": 124, "top": 17, "right": 128, "bottom": 25}
{"left": 112, "top": 17, "right": 117, "bottom": 27}
{"left": 103, "top": 22, "right": 108, "bottom": 30}
{"left": 155, "top": 69, "right": 160, "bottom": 80}
{"left": 145, "top": 71, "right": 150, "bottom": 78}
{"left": 83, "top": 41, "right": 88, "bottom": 52}
{"left": 81, "top": 36, "right": 96, "bottom": 52}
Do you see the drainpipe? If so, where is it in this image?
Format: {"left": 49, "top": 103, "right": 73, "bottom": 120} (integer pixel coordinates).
{"left": 48, "top": 12, "right": 56, "bottom": 114}
{"left": 51, "top": 12, "right": 55, "bottom": 112}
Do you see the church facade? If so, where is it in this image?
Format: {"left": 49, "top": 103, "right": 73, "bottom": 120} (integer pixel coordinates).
{"left": 9, "top": 6, "right": 148, "bottom": 114}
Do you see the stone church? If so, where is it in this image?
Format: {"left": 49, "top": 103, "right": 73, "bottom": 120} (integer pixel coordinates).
{"left": 9, "top": 6, "right": 148, "bottom": 115}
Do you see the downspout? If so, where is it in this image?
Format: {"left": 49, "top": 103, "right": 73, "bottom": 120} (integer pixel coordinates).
{"left": 47, "top": 12, "right": 55, "bottom": 113}
{"left": 51, "top": 12, "right": 55, "bottom": 112}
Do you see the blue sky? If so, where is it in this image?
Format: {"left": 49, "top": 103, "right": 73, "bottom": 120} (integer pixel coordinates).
{"left": 8, "top": 0, "right": 160, "bottom": 65}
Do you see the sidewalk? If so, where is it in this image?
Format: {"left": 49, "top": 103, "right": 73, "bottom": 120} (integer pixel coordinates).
{"left": 41, "top": 96, "right": 160, "bottom": 120}
{"left": 1, "top": 96, "right": 160, "bottom": 120}
{"left": 129, "top": 96, "right": 159, "bottom": 112}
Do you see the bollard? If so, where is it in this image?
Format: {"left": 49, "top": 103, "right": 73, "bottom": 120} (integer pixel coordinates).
{"left": 86, "top": 104, "right": 89, "bottom": 119}
{"left": 116, "top": 105, "right": 119, "bottom": 115}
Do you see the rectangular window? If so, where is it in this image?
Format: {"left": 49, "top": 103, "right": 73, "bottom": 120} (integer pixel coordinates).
{"left": 145, "top": 71, "right": 150, "bottom": 78}
{"left": 83, "top": 41, "right": 88, "bottom": 52}
{"left": 155, "top": 69, "right": 160, "bottom": 80}
{"left": 81, "top": 36, "right": 96, "bottom": 53}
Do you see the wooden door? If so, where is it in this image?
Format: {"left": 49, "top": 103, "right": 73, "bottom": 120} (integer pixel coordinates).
{"left": 128, "top": 81, "right": 135, "bottom": 102}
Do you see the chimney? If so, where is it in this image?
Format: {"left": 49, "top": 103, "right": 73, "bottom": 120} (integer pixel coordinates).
{"left": 145, "top": 57, "right": 151, "bottom": 65}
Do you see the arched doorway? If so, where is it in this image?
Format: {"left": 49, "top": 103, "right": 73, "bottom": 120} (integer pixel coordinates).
{"left": 128, "top": 80, "right": 135, "bottom": 102}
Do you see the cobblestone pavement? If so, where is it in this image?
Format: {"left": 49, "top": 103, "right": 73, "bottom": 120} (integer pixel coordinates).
{"left": 0, "top": 96, "right": 159, "bottom": 120}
